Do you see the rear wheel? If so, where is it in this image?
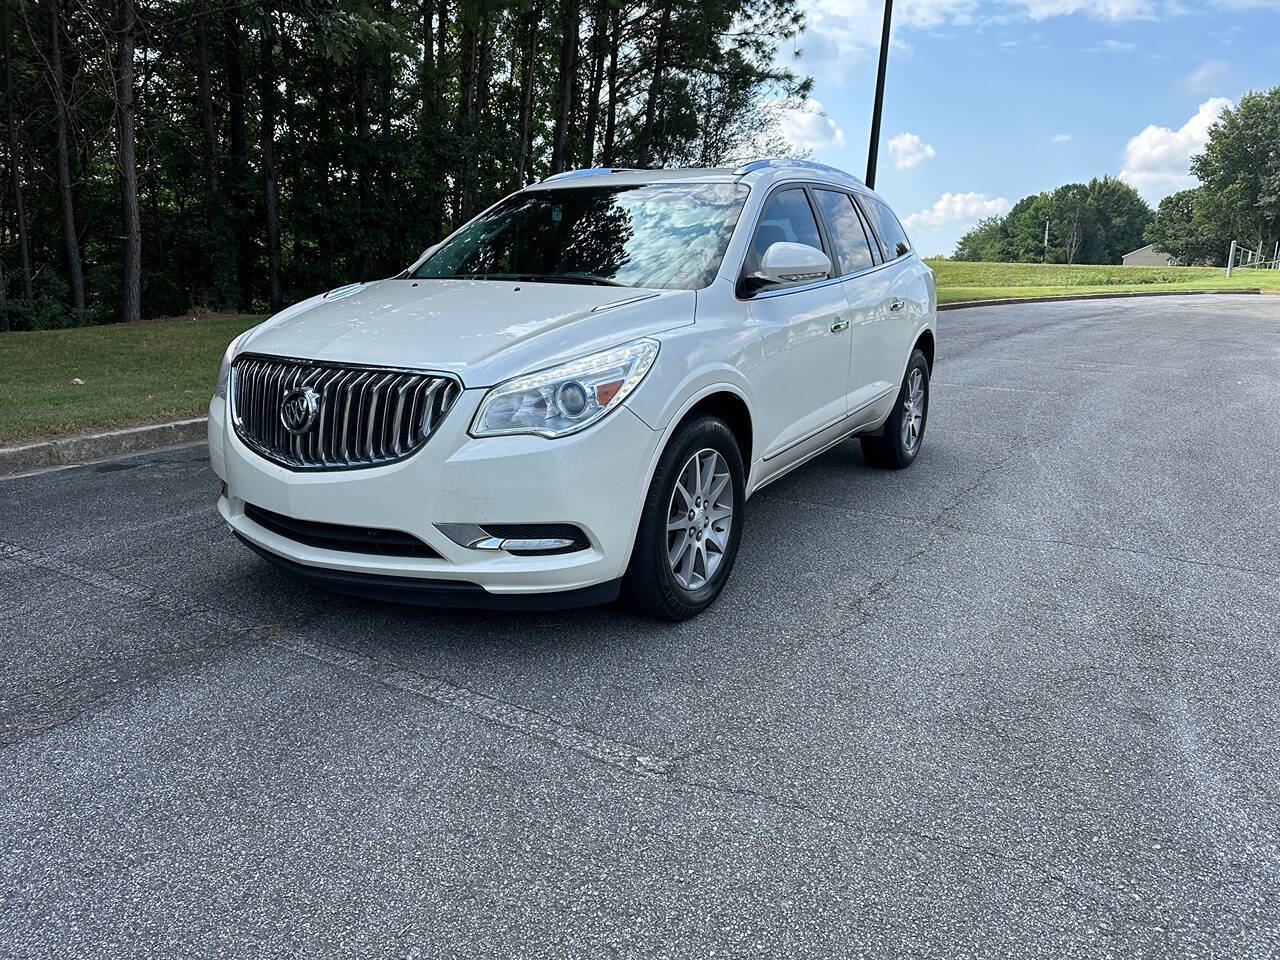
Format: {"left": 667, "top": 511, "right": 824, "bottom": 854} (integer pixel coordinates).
{"left": 861, "top": 349, "right": 930, "bottom": 469}
{"left": 624, "top": 416, "right": 745, "bottom": 621}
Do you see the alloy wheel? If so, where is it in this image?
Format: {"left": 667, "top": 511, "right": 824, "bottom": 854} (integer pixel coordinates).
{"left": 900, "top": 368, "right": 926, "bottom": 453}
{"left": 666, "top": 448, "right": 734, "bottom": 591}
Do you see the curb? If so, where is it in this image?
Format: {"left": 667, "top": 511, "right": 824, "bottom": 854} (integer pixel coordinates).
{"left": 938, "top": 288, "right": 1266, "bottom": 311}
{"left": 0, "top": 418, "right": 208, "bottom": 476}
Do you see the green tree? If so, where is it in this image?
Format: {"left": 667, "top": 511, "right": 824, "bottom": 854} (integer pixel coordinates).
{"left": 1144, "top": 188, "right": 1225, "bottom": 265}
{"left": 1049, "top": 182, "right": 1095, "bottom": 265}
{"left": 953, "top": 216, "right": 1005, "bottom": 262}
{"left": 1001, "top": 192, "right": 1055, "bottom": 262}
{"left": 1190, "top": 87, "right": 1280, "bottom": 256}
{"left": 1084, "top": 176, "right": 1150, "bottom": 264}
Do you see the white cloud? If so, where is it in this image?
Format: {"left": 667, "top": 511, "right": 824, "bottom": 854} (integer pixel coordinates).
{"left": 793, "top": 0, "right": 1251, "bottom": 84}
{"left": 904, "top": 192, "right": 1010, "bottom": 231}
{"left": 814, "top": 0, "right": 978, "bottom": 30}
{"left": 796, "top": 0, "right": 978, "bottom": 82}
{"left": 1184, "top": 58, "right": 1229, "bottom": 91}
{"left": 887, "top": 132, "right": 936, "bottom": 170}
{"left": 776, "top": 98, "right": 846, "bottom": 152}
{"left": 1010, "top": 0, "right": 1159, "bottom": 18}
{"left": 1119, "top": 97, "right": 1232, "bottom": 202}
{"left": 1085, "top": 38, "right": 1138, "bottom": 51}
{"left": 1052, "top": 133, "right": 1073, "bottom": 142}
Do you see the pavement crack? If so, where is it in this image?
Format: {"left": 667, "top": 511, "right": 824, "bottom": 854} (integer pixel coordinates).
{"left": 762, "top": 493, "right": 934, "bottom": 529}
{"left": 763, "top": 484, "right": 1276, "bottom": 582}
{"left": 0, "top": 540, "right": 678, "bottom": 782}
{"left": 836, "top": 441, "right": 1027, "bottom": 638}
{"left": 661, "top": 768, "right": 1091, "bottom": 906}
{"left": 0, "top": 539, "right": 280, "bottom": 744}
{"left": 274, "top": 635, "right": 676, "bottom": 780}
{"left": 955, "top": 526, "right": 1279, "bottom": 580}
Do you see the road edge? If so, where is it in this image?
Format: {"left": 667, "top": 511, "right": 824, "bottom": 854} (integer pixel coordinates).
{"left": 938, "top": 288, "right": 1266, "bottom": 311}
{"left": 0, "top": 418, "right": 207, "bottom": 476}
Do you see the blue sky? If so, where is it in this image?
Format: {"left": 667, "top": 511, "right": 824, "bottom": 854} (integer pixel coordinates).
{"left": 773, "top": 0, "right": 1280, "bottom": 256}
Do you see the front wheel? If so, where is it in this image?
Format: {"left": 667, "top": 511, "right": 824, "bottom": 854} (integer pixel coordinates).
{"left": 623, "top": 416, "right": 745, "bottom": 621}
{"left": 861, "top": 349, "right": 930, "bottom": 469}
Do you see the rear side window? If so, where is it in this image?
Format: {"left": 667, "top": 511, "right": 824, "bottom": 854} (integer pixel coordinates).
{"left": 746, "top": 188, "right": 825, "bottom": 275}
{"left": 813, "top": 190, "right": 877, "bottom": 275}
{"left": 858, "top": 196, "right": 912, "bottom": 261}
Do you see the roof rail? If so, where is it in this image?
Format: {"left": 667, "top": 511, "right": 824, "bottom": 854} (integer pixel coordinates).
{"left": 732, "top": 158, "right": 863, "bottom": 184}
{"left": 541, "top": 167, "right": 629, "bottom": 182}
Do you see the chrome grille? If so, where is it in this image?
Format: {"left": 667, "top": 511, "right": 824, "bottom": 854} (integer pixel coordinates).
{"left": 230, "top": 355, "right": 460, "bottom": 470}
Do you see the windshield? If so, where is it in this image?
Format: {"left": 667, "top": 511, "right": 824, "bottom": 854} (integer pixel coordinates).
{"left": 411, "top": 182, "right": 748, "bottom": 290}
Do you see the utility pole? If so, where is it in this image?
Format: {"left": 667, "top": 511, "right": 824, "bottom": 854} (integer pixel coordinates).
{"left": 865, "top": 0, "right": 894, "bottom": 189}
{"left": 1044, "top": 218, "right": 1050, "bottom": 262}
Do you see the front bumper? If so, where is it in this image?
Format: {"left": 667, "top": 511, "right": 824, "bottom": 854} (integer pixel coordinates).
{"left": 209, "top": 387, "right": 662, "bottom": 602}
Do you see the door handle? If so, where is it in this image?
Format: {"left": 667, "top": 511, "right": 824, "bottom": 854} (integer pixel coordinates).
{"left": 830, "top": 317, "right": 850, "bottom": 333}
{"left": 889, "top": 298, "right": 906, "bottom": 312}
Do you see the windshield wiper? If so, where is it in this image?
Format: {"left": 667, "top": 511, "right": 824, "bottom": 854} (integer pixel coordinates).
{"left": 527, "top": 273, "right": 627, "bottom": 287}
{"left": 461, "top": 272, "right": 627, "bottom": 287}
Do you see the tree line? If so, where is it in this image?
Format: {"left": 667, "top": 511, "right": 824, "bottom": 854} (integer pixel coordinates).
{"left": 954, "top": 177, "right": 1151, "bottom": 266}
{"left": 0, "top": 0, "right": 809, "bottom": 332}
{"left": 955, "top": 88, "right": 1280, "bottom": 268}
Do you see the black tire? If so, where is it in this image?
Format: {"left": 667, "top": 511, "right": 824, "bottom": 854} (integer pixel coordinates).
{"left": 623, "top": 416, "right": 746, "bottom": 621}
{"left": 860, "top": 349, "right": 930, "bottom": 470}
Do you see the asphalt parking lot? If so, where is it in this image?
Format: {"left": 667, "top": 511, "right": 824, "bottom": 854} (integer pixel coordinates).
{"left": 2, "top": 293, "right": 1278, "bottom": 958}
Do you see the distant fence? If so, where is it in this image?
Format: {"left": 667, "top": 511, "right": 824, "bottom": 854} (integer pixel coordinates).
{"left": 1227, "top": 240, "right": 1280, "bottom": 277}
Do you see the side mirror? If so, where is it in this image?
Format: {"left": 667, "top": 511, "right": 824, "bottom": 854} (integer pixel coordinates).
{"left": 747, "top": 242, "right": 831, "bottom": 291}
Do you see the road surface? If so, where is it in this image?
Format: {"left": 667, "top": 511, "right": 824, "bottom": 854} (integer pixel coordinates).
{"left": 2, "top": 294, "right": 1278, "bottom": 958}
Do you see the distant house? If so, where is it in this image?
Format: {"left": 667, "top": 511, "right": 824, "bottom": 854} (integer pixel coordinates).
{"left": 1121, "top": 244, "right": 1175, "bottom": 267}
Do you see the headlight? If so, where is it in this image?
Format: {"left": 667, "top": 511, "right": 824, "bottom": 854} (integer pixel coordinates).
{"left": 214, "top": 335, "right": 242, "bottom": 400}
{"left": 472, "top": 339, "right": 659, "bottom": 438}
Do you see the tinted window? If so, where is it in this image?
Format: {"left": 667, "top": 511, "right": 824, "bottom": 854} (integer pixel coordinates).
{"left": 413, "top": 182, "right": 748, "bottom": 290}
{"left": 747, "top": 188, "right": 824, "bottom": 273}
{"left": 858, "top": 196, "right": 912, "bottom": 260}
{"left": 813, "top": 190, "right": 876, "bottom": 275}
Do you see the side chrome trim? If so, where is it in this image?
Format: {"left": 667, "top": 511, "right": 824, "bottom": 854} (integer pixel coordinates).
{"left": 755, "top": 428, "right": 861, "bottom": 493}
{"left": 734, "top": 178, "right": 919, "bottom": 302}
{"left": 761, "top": 387, "right": 895, "bottom": 463}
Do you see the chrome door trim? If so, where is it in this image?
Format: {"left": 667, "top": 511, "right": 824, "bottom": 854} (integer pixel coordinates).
{"left": 754, "top": 416, "right": 875, "bottom": 493}
{"left": 734, "top": 179, "right": 908, "bottom": 302}
{"left": 761, "top": 386, "right": 895, "bottom": 463}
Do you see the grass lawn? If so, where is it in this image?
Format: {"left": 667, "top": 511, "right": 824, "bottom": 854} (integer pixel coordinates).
{"left": 929, "top": 259, "right": 1280, "bottom": 304}
{"left": 0, "top": 313, "right": 262, "bottom": 445}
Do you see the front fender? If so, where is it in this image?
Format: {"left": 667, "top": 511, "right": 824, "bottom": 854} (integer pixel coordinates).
{"left": 626, "top": 363, "right": 755, "bottom": 435}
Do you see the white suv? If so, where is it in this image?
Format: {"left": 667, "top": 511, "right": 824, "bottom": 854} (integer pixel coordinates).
{"left": 210, "top": 159, "right": 936, "bottom": 620}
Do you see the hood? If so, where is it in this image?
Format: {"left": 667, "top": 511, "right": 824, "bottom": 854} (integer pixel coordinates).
{"left": 239, "top": 278, "right": 695, "bottom": 387}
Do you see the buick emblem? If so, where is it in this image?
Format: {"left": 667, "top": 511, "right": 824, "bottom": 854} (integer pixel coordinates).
{"left": 280, "top": 386, "right": 320, "bottom": 434}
